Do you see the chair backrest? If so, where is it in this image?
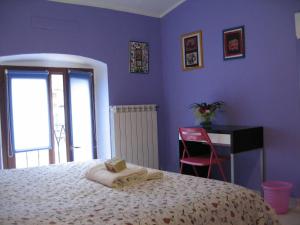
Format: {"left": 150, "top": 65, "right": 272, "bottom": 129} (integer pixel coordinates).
{"left": 179, "top": 127, "right": 212, "bottom": 145}
{"left": 179, "top": 127, "right": 214, "bottom": 156}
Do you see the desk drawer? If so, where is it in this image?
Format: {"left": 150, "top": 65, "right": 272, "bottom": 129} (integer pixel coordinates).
{"left": 208, "top": 133, "right": 231, "bottom": 145}
{"left": 178, "top": 133, "right": 231, "bottom": 145}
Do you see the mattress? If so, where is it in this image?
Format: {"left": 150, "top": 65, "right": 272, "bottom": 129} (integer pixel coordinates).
{"left": 0, "top": 160, "right": 280, "bottom": 225}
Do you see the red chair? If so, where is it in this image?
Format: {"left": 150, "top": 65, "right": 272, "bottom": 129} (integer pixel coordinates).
{"left": 179, "top": 127, "right": 227, "bottom": 181}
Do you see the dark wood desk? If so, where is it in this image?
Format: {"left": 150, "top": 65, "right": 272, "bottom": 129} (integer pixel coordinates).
{"left": 179, "top": 125, "right": 264, "bottom": 183}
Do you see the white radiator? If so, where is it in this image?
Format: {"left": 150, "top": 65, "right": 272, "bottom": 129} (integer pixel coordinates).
{"left": 110, "top": 104, "right": 159, "bottom": 169}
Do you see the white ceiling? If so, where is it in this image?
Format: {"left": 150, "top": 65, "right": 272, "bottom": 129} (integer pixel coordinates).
{"left": 49, "top": 0, "right": 186, "bottom": 18}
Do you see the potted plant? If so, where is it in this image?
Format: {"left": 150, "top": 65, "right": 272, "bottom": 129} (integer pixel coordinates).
{"left": 190, "top": 101, "right": 224, "bottom": 127}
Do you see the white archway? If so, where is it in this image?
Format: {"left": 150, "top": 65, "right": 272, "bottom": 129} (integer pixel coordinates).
{"left": 0, "top": 53, "right": 111, "bottom": 168}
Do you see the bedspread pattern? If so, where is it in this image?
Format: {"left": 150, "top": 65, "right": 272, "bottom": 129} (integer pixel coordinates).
{"left": 0, "top": 161, "right": 280, "bottom": 225}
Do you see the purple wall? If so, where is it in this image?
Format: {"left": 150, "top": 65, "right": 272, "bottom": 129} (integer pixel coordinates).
{"left": 161, "top": 0, "right": 300, "bottom": 196}
{"left": 0, "top": 0, "right": 162, "bottom": 106}
{"left": 0, "top": 0, "right": 165, "bottom": 163}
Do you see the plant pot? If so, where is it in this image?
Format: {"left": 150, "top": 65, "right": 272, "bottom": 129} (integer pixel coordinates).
{"left": 200, "top": 120, "right": 212, "bottom": 128}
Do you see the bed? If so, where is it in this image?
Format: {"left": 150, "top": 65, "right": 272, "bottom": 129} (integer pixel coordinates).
{"left": 0, "top": 160, "right": 280, "bottom": 225}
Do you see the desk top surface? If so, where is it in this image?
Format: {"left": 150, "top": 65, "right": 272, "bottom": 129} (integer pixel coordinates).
{"left": 191, "top": 125, "right": 263, "bottom": 134}
{"left": 183, "top": 125, "right": 263, "bottom": 153}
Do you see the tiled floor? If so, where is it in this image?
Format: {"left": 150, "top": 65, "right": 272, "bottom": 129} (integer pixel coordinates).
{"left": 278, "top": 207, "right": 300, "bottom": 225}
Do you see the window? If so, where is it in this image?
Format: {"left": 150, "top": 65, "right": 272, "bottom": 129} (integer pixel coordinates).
{"left": 0, "top": 67, "right": 97, "bottom": 169}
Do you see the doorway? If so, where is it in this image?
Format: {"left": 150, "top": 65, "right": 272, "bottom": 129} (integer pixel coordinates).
{"left": 0, "top": 66, "right": 97, "bottom": 169}
{"left": 0, "top": 53, "right": 111, "bottom": 170}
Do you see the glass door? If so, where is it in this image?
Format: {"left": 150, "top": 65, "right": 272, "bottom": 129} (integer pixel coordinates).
{"left": 0, "top": 67, "right": 97, "bottom": 169}
{"left": 68, "top": 70, "right": 97, "bottom": 162}
{"left": 51, "top": 73, "right": 67, "bottom": 164}
{"left": 6, "top": 70, "right": 53, "bottom": 168}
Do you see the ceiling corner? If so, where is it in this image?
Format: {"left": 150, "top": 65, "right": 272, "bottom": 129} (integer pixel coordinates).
{"left": 159, "top": 0, "right": 186, "bottom": 18}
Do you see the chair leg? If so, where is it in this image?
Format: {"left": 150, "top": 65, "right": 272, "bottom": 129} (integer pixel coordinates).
{"left": 217, "top": 163, "right": 227, "bottom": 181}
{"left": 180, "top": 162, "right": 183, "bottom": 174}
{"left": 192, "top": 166, "right": 199, "bottom": 177}
{"left": 207, "top": 165, "right": 212, "bottom": 179}
{"left": 207, "top": 151, "right": 227, "bottom": 181}
{"left": 207, "top": 151, "right": 214, "bottom": 179}
{"left": 213, "top": 151, "right": 227, "bottom": 181}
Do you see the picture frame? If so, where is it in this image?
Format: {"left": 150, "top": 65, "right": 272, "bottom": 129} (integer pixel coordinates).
{"left": 181, "top": 31, "right": 204, "bottom": 70}
{"left": 223, "top": 26, "right": 245, "bottom": 60}
{"left": 129, "top": 41, "right": 149, "bottom": 74}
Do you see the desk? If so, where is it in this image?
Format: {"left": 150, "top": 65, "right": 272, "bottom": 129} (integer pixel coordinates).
{"left": 179, "top": 125, "right": 264, "bottom": 183}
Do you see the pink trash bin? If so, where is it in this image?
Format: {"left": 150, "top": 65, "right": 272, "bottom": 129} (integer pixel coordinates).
{"left": 262, "top": 181, "right": 293, "bottom": 214}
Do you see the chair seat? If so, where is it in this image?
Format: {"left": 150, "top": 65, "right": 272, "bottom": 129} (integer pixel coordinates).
{"left": 180, "top": 155, "right": 228, "bottom": 166}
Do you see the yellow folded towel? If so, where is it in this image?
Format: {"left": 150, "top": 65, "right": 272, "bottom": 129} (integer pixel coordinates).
{"left": 85, "top": 163, "right": 147, "bottom": 188}
{"left": 124, "top": 163, "right": 164, "bottom": 181}
{"left": 104, "top": 158, "right": 127, "bottom": 172}
{"left": 146, "top": 168, "right": 163, "bottom": 180}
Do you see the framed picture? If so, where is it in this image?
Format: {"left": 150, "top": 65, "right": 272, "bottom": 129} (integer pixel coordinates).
{"left": 181, "top": 31, "right": 204, "bottom": 70}
{"left": 129, "top": 41, "right": 149, "bottom": 73}
{"left": 223, "top": 26, "right": 245, "bottom": 60}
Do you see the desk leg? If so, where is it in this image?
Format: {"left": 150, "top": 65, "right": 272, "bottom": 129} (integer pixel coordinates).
{"left": 230, "top": 153, "right": 235, "bottom": 183}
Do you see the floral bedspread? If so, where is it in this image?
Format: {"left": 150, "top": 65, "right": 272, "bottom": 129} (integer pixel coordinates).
{"left": 0, "top": 160, "right": 280, "bottom": 225}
